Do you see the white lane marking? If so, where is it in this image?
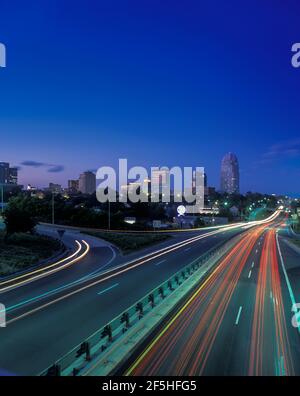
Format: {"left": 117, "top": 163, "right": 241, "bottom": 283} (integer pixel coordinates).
{"left": 77, "top": 245, "right": 118, "bottom": 284}
{"left": 235, "top": 306, "right": 243, "bottom": 325}
{"left": 289, "top": 226, "right": 299, "bottom": 238}
{"left": 155, "top": 259, "right": 167, "bottom": 266}
{"left": 251, "top": 262, "right": 255, "bottom": 268}
{"left": 248, "top": 270, "right": 252, "bottom": 279}
{"left": 97, "top": 283, "right": 119, "bottom": 295}
{"left": 5, "top": 227, "right": 241, "bottom": 324}
{"left": 184, "top": 247, "right": 191, "bottom": 252}
{"left": 282, "top": 238, "right": 300, "bottom": 255}
{"left": 0, "top": 240, "right": 89, "bottom": 293}
{"left": 280, "top": 356, "right": 285, "bottom": 376}
{"left": 93, "top": 245, "right": 117, "bottom": 273}
{"left": 276, "top": 233, "right": 300, "bottom": 333}
{"left": 5, "top": 213, "right": 282, "bottom": 325}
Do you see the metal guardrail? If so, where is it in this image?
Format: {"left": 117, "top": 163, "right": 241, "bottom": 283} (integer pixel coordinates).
{"left": 40, "top": 238, "right": 232, "bottom": 376}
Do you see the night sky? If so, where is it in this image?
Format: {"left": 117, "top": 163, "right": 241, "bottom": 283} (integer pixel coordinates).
{"left": 0, "top": 0, "right": 300, "bottom": 195}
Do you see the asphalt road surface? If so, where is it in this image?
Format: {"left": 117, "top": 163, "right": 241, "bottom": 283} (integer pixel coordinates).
{"left": 123, "top": 220, "right": 300, "bottom": 376}
{"left": 0, "top": 223, "right": 245, "bottom": 375}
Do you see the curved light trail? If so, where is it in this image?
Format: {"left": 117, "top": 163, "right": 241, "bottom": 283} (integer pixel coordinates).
{"left": 3, "top": 211, "right": 281, "bottom": 325}
{"left": 0, "top": 240, "right": 90, "bottom": 293}
{"left": 123, "top": 213, "right": 297, "bottom": 376}
{"left": 249, "top": 228, "right": 294, "bottom": 376}
{"left": 125, "top": 226, "right": 268, "bottom": 375}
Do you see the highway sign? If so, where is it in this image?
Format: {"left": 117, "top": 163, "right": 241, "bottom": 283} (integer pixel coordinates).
{"left": 57, "top": 229, "right": 65, "bottom": 239}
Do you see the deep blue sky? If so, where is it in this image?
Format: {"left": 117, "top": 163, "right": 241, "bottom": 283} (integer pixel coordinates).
{"left": 0, "top": 0, "right": 300, "bottom": 195}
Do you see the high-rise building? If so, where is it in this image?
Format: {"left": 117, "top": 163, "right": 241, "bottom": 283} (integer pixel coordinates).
{"left": 220, "top": 152, "right": 239, "bottom": 194}
{"left": 120, "top": 178, "right": 150, "bottom": 200}
{"left": 0, "top": 162, "right": 9, "bottom": 184}
{"left": 9, "top": 167, "right": 18, "bottom": 184}
{"left": 121, "top": 182, "right": 141, "bottom": 195}
{"left": 79, "top": 171, "right": 96, "bottom": 194}
{"left": 0, "top": 162, "right": 18, "bottom": 184}
{"left": 47, "top": 183, "right": 63, "bottom": 194}
{"left": 151, "top": 169, "right": 170, "bottom": 201}
{"left": 192, "top": 170, "right": 207, "bottom": 191}
{"left": 68, "top": 179, "right": 79, "bottom": 194}
{"left": 151, "top": 169, "right": 170, "bottom": 189}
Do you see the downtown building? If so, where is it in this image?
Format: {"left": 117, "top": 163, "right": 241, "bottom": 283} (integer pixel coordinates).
{"left": 0, "top": 162, "right": 21, "bottom": 209}
{"left": 46, "top": 183, "right": 63, "bottom": 194}
{"left": 151, "top": 169, "right": 170, "bottom": 189}
{"left": 79, "top": 171, "right": 96, "bottom": 194}
{"left": 151, "top": 169, "right": 170, "bottom": 201}
{"left": 220, "top": 152, "right": 239, "bottom": 194}
{"left": 67, "top": 179, "right": 79, "bottom": 194}
{"left": 0, "top": 162, "right": 18, "bottom": 185}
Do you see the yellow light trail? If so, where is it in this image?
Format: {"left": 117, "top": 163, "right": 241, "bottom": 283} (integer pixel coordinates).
{"left": 0, "top": 240, "right": 90, "bottom": 293}
{"left": 5, "top": 211, "right": 281, "bottom": 324}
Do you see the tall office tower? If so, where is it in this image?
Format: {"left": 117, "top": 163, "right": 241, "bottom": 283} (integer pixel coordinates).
{"left": 68, "top": 179, "right": 79, "bottom": 193}
{"left": 120, "top": 182, "right": 141, "bottom": 195}
{"left": 79, "top": 171, "right": 96, "bottom": 194}
{"left": 0, "top": 162, "right": 10, "bottom": 184}
{"left": 204, "top": 172, "right": 207, "bottom": 188}
{"left": 9, "top": 167, "right": 18, "bottom": 184}
{"left": 151, "top": 169, "right": 170, "bottom": 190}
{"left": 0, "top": 162, "right": 18, "bottom": 184}
{"left": 150, "top": 169, "right": 170, "bottom": 201}
{"left": 48, "top": 183, "right": 63, "bottom": 194}
{"left": 192, "top": 170, "right": 206, "bottom": 190}
{"left": 220, "top": 152, "right": 239, "bottom": 194}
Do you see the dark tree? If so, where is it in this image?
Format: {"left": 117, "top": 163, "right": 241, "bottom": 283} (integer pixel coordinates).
{"left": 4, "top": 196, "right": 38, "bottom": 236}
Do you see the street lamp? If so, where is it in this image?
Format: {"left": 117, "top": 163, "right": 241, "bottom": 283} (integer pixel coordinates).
{"left": 0, "top": 183, "right": 5, "bottom": 215}
{"left": 108, "top": 200, "right": 111, "bottom": 230}
{"left": 51, "top": 191, "right": 55, "bottom": 225}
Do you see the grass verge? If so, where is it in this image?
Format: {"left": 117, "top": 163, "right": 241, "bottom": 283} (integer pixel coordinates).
{"left": 0, "top": 232, "right": 61, "bottom": 277}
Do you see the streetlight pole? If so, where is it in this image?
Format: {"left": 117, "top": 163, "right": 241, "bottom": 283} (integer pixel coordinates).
{"left": 0, "top": 184, "right": 4, "bottom": 216}
{"left": 52, "top": 192, "right": 55, "bottom": 225}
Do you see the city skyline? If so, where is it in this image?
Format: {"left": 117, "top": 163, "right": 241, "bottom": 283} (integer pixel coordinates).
{"left": 1, "top": 1, "right": 300, "bottom": 196}
{"left": 220, "top": 152, "right": 240, "bottom": 195}
{"left": 1, "top": 2, "right": 300, "bottom": 383}
{"left": 1, "top": 152, "right": 298, "bottom": 198}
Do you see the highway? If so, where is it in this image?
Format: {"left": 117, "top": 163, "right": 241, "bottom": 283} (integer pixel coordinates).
{"left": 0, "top": 222, "right": 248, "bottom": 375}
{"left": 122, "top": 218, "right": 300, "bottom": 376}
